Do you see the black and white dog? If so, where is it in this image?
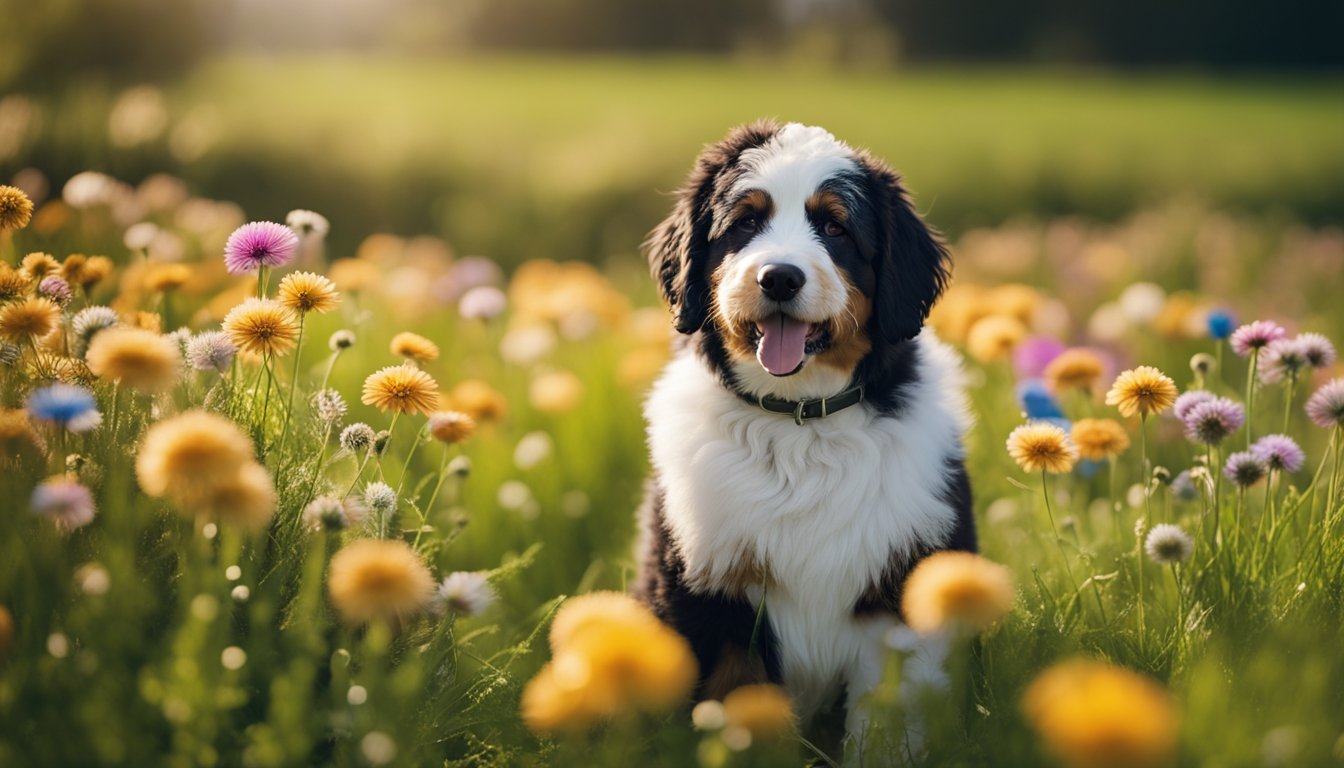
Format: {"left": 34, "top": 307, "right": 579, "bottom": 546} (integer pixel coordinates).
{"left": 636, "top": 121, "right": 977, "bottom": 739}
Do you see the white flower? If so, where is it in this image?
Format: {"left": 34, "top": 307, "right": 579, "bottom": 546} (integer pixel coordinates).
{"left": 435, "top": 571, "right": 495, "bottom": 617}
{"left": 363, "top": 482, "right": 397, "bottom": 517}
{"left": 123, "top": 221, "right": 160, "bottom": 251}
{"left": 286, "top": 209, "right": 330, "bottom": 239}
{"left": 513, "top": 431, "right": 553, "bottom": 470}
{"left": 1144, "top": 524, "right": 1193, "bottom": 564}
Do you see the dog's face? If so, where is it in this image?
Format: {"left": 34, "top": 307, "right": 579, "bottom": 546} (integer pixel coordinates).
{"left": 647, "top": 121, "right": 951, "bottom": 400}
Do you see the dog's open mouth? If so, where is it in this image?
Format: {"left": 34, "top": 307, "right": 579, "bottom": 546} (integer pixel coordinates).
{"left": 748, "top": 313, "right": 830, "bottom": 376}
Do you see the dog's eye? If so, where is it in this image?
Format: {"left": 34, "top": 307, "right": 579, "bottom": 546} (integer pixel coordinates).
{"left": 823, "top": 221, "right": 846, "bottom": 238}
{"left": 735, "top": 216, "right": 759, "bottom": 233}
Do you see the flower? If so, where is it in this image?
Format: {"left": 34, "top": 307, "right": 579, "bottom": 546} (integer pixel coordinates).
{"left": 1181, "top": 398, "right": 1244, "bottom": 446}
{"left": 223, "top": 221, "right": 299, "bottom": 274}
{"left": 285, "top": 209, "right": 329, "bottom": 238}
{"left": 329, "top": 330, "right": 356, "bottom": 351}
{"left": 123, "top": 222, "right": 159, "bottom": 252}
{"left": 441, "top": 379, "right": 508, "bottom": 423}
{"left": 20, "top": 252, "right": 61, "bottom": 282}
{"left": 85, "top": 327, "right": 181, "bottom": 392}
{"left": 965, "top": 315, "right": 1027, "bottom": 363}
{"left": 1257, "top": 337, "right": 1308, "bottom": 384}
{"left": 1229, "top": 320, "right": 1287, "bottom": 357}
{"left": 1205, "top": 309, "right": 1235, "bottom": 340}
{"left": 1021, "top": 659, "right": 1178, "bottom": 768}
{"left": 1070, "top": 419, "right": 1130, "bottom": 461}
{"left": 0, "top": 265, "right": 29, "bottom": 303}
{"left": 194, "top": 462, "right": 277, "bottom": 531}
{"left": 1007, "top": 423, "right": 1078, "bottom": 474}
{"left": 1012, "top": 337, "right": 1066, "bottom": 379}
{"left": 389, "top": 331, "right": 439, "bottom": 361}
{"left": 0, "top": 408, "right": 45, "bottom": 466}
{"left": 0, "top": 185, "right": 34, "bottom": 230}
{"left": 37, "top": 276, "right": 72, "bottom": 307}
{"left": 458, "top": 286, "right": 507, "bottom": 320}
{"left": 185, "top": 331, "right": 237, "bottom": 373}
{"left": 530, "top": 370, "right": 584, "bottom": 413}
{"left": 70, "top": 306, "right": 120, "bottom": 357}
{"left": 362, "top": 365, "right": 439, "bottom": 415}
{"left": 1044, "top": 348, "right": 1106, "bottom": 395}
{"left": 1305, "top": 379, "right": 1344, "bottom": 429}
{"left": 222, "top": 298, "right": 299, "bottom": 357}
{"left": 427, "top": 410, "right": 475, "bottom": 444}
{"left": 1172, "top": 390, "right": 1216, "bottom": 422}
{"left": 339, "top": 423, "right": 376, "bottom": 453}
{"left": 1223, "top": 451, "right": 1267, "bottom": 487}
{"left": 75, "top": 256, "right": 113, "bottom": 291}
{"left": 312, "top": 388, "right": 347, "bottom": 425}
{"left": 144, "top": 264, "right": 192, "bottom": 293}
{"left": 0, "top": 297, "right": 61, "bottom": 342}
{"left": 1171, "top": 470, "right": 1199, "bottom": 501}
{"left": 722, "top": 684, "right": 796, "bottom": 743}
{"left": 1296, "top": 332, "right": 1336, "bottom": 369}
{"left": 900, "top": 551, "right": 1015, "bottom": 634}
{"left": 327, "top": 539, "right": 435, "bottom": 625}
{"left": 135, "top": 410, "right": 256, "bottom": 499}
{"left": 26, "top": 383, "right": 99, "bottom": 432}
{"left": 435, "top": 572, "right": 496, "bottom": 616}
{"left": 1015, "top": 380, "right": 1066, "bottom": 421}
{"left": 363, "top": 481, "right": 397, "bottom": 518}
{"left": 277, "top": 271, "right": 340, "bottom": 314}
{"left": 30, "top": 476, "right": 96, "bottom": 530}
{"left": 1251, "top": 434, "right": 1305, "bottom": 473}
{"left": 302, "top": 495, "right": 365, "bottom": 532}
{"left": 1105, "top": 366, "right": 1178, "bottom": 419}
{"left": 1189, "top": 353, "right": 1216, "bottom": 380}
{"left": 1144, "top": 524, "right": 1193, "bottom": 565}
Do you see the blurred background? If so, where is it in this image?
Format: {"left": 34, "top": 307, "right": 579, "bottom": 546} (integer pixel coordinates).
{"left": 1, "top": 0, "right": 1341, "bottom": 269}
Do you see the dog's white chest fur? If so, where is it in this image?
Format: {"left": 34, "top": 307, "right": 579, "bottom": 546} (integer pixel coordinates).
{"left": 645, "top": 330, "right": 971, "bottom": 716}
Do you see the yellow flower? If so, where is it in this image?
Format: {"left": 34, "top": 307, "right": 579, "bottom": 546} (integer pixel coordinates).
{"left": 0, "top": 185, "right": 34, "bottom": 230}
{"left": 0, "top": 408, "right": 45, "bottom": 467}
{"left": 966, "top": 314, "right": 1027, "bottom": 363}
{"left": 1007, "top": 422, "right": 1078, "bottom": 474}
{"left": 19, "top": 252, "right": 61, "bottom": 282}
{"left": 441, "top": 379, "right": 507, "bottom": 423}
{"left": 1045, "top": 348, "right": 1106, "bottom": 394}
{"left": 529, "top": 370, "right": 584, "bottom": 413}
{"left": 722, "top": 684, "right": 796, "bottom": 741}
{"left": 427, "top": 410, "right": 475, "bottom": 445}
{"left": 135, "top": 410, "right": 256, "bottom": 499}
{"left": 59, "top": 254, "right": 89, "bottom": 286}
{"left": 327, "top": 539, "right": 435, "bottom": 625}
{"left": 131, "top": 311, "right": 162, "bottom": 333}
{"left": 328, "top": 258, "right": 381, "bottom": 293}
{"left": 362, "top": 365, "right": 440, "bottom": 415}
{"left": 144, "top": 263, "right": 193, "bottom": 293}
{"left": 222, "top": 298, "right": 299, "bottom": 357}
{"left": 193, "top": 461, "right": 276, "bottom": 531}
{"left": 0, "top": 264, "right": 30, "bottom": 302}
{"left": 548, "top": 591, "right": 662, "bottom": 654}
{"left": 85, "top": 327, "right": 180, "bottom": 392}
{"left": 1071, "top": 419, "right": 1131, "bottom": 461}
{"left": 389, "top": 331, "right": 439, "bottom": 361}
{"left": 34, "top": 353, "right": 92, "bottom": 385}
{"left": 1021, "top": 659, "right": 1178, "bottom": 768}
{"left": 901, "top": 551, "right": 1015, "bottom": 634}
{"left": 277, "top": 271, "right": 340, "bottom": 314}
{"left": 520, "top": 661, "right": 610, "bottom": 733}
{"left": 77, "top": 256, "right": 114, "bottom": 291}
{"left": 0, "top": 297, "right": 61, "bottom": 342}
{"left": 1106, "top": 366, "right": 1178, "bottom": 419}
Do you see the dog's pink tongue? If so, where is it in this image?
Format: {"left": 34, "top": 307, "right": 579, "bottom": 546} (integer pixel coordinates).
{"left": 757, "top": 313, "right": 809, "bottom": 376}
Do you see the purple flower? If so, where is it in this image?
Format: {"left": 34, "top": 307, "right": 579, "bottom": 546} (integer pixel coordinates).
{"left": 1173, "top": 390, "right": 1216, "bottom": 422}
{"left": 1229, "top": 320, "right": 1287, "bottom": 357}
{"left": 38, "top": 276, "right": 73, "bottom": 307}
{"left": 1012, "top": 337, "right": 1066, "bottom": 379}
{"left": 31, "top": 477, "right": 96, "bottom": 530}
{"left": 1223, "top": 451, "right": 1267, "bottom": 487}
{"left": 1296, "top": 332, "right": 1336, "bottom": 369}
{"left": 1305, "top": 379, "right": 1344, "bottom": 430}
{"left": 224, "top": 222, "right": 299, "bottom": 275}
{"left": 1182, "top": 397, "right": 1244, "bottom": 446}
{"left": 1257, "top": 338, "right": 1309, "bottom": 384}
{"left": 1251, "top": 434, "right": 1305, "bottom": 473}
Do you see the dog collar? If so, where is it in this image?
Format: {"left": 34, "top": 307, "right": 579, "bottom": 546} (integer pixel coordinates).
{"left": 757, "top": 385, "right": 864, "bottom": 426}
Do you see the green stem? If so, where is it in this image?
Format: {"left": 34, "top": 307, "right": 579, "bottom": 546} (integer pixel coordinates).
{"left": 1137, "top": 415, "right": 1150, "bottom": 655}
{"left": 377, "top": 412, "right": 400, "bottom": 482}
{"left": 1245, "top": 347, "right": 1259, "bottom": 449}
{"left": 395, "top": 421, "right": 425, "bottom": 497}
{"left": 275, "top": 312, "right": 307, "bottom": 471}
{"left": 422, "top": 446, "right": 453, "bottom": 515}
{"left": 1282, "top": 370, "right": 1297, "bottom": 434}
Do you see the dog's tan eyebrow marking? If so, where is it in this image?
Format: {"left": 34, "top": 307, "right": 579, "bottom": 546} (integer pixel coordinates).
{"left": 806, "top": 189, "right": 850, "bottom": 223}
{"left": 731, "top": 189, "right": 774, "bottom": 221}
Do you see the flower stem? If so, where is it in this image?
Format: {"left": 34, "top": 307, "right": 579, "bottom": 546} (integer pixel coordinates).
{"left": 1245, "top": 347, "right": 1259, "bottom": 448}
{"left": 275, "top": 312, "right": 307, "bottom": 471}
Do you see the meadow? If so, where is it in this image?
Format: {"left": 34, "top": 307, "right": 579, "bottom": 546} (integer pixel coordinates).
{"left": 2, "top": 56, "right": 1344, "bottom": 767}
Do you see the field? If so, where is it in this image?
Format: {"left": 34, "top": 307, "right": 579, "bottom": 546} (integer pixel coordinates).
{"left": 2, "top": 56, "right": 1344, "bottom": 767}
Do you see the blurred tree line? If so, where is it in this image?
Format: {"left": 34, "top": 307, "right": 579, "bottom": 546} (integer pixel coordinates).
{"left": 2, "top": 0, "right": 1340, "bottom": 91}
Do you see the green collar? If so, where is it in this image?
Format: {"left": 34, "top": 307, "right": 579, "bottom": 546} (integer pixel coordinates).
{"left": 757, "top": 384, "right": 864, "bottom": 426}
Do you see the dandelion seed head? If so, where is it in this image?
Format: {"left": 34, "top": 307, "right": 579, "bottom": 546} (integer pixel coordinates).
{"left": 311, "top": 388, "right": 347, "bottom": 425}
{"left": 185, "top": 331, "right": 236, "bottom": 373}
{"left": 329, "top": 329, "right": 356, "bottom": 351}
{"left": 435, "top": 571, "right": 496, "bottom": 617}
{"left": 302, "top": 495, "right": 358, "bottom": 532}
{"left": 363, "top": 482, "right": 397, "bottom": 517}
{"left": 1144, "top": 524, "right": 1193, "bottom": 564}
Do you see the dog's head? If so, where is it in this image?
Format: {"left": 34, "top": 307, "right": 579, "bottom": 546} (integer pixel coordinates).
{"left": 646, "top": 121, "right": 950, "bottom": 400}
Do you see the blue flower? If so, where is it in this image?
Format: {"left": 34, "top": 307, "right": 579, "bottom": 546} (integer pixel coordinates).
{"left": 1015, "top": 379, "right": 1066, "bottom": 420}
{"left": 1206, "top": 309, "right": 1236, "bottom": 341}
{"left": 26, "top": 383, "right": 99, "bottom": 432}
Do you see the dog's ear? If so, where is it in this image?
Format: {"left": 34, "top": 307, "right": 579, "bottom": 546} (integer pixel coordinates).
{"left": 863, "top": 155, "right": 951, "bottom": 343}
{"left": 646, "top": 120, "right": 781, "bottom": 335}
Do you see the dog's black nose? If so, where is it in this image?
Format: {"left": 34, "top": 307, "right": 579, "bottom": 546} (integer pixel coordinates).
{"left": 757, "top": 264, "right": 806, "bottom": 302}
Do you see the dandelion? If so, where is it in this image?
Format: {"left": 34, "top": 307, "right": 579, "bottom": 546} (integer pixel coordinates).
{"left": 0, "top": 265, "right": 29, "bottom": 303}
{"left": 85, "top": 327, "right": 180, "bottom": 392}
{"left": 1021, "top": 659, "right": 1178, "bottom": 768}
{"left": 285, "top": 209, "right": 329, "bottom": 239}
{"left": 26, "top": 383, "right": 99, "bottom": 432}
{"left": 70, "top": 307, "right": 119, "bottom": 357}
{"left": 0, "top": 297, "right": 61, "bottom": 342}
{"left": 435, "top": 572, "right": 496, "bottom": 616}
{"left": 312, "top": 388, "right": 347, "bottom": 425}
{"left": 458, "top": 285, "right": 507, "bottom": 320}
{"left": 548, "top": 591, "right": 662, "bottom": 654}
{"left": 389, "top": 331, "right": 439, "bottom": 362}
{"left": 340, "top": 423, "right": 376, "bottom": 454}
{"left": 530, "top": 370, "right": 584, "bottom": 413}
{"left": 1305, "top": 379, "right": 1344, "bottom": 429}
{"left": 1296, "top": 332, "right": 1336, "bottom": 369}
{"left": 362, "top": 365, "right": 439, "bottom": 415}
{"left": 20, "top": 252, "right": 61, "bottom": 281}
{"left": 1205, "top": 308, "right": 1235, "bottom": 340}
{"left": 1044, "top": 348, "right": 1106, "bottom": 395}
{"left": 195, "top": 461, "right": 276, "bottom": 531}
{"left": 1223, "top": 451, "right": 1267, "bottom": 487}
{"left": 1229, "top": 320, "right": 1287, "bottom": 357}
{"left": 222, "top": 298, "right": 299, "bottom": 357}
{"left": 1070, "top": 419, "right": 1130, "bottom": 461}
{"left": 901, "top": 551, "right": 1015, "bottom": 634}
{"left": 1007, "top": 423, "right": 1077, "bottom": 474}
{"left": 428, "top": 410, "right": 475, "bottom": 444}
{"left": 185, "top": 331, "right": 236, "bottom": 373}
{"left": 327, "top": 539, "right": 435, "bottom": 625}
{"left": 1181, "top": 398, "right": 1245, "bottom": 446}
{"left": 722, "top": 685, "right": 796, "bottom": 743}
{"left": 329, "top": 330, "right": 356, "bottom": 351}
{"left": 1106, "top": 366, "right": 1178, "bottom": 419}
{"left": 223, "top": 221, "right": 299, "bottom": 275}
{"left": 37, "top": 276, "right": 72, "bottom": 307}
{"left": 1251, "top": 434, "right": 1305, "bottom": 473}
{"left": 1144, "top": 524, "right": 1193, "bottom": 564}
{"left": 1257, "top": 337, "right": 1308, "bottom": 385}
{"left": 965, "top": 314, "right": 1027, "bottom": 363}
{"left": 0, "top": 185, "right": 34, "bottom": 230}
{"left": 135, "top": 410, "right": 255, "bottom": 499}
{"left": 277, "top": 271, "right": 340, "bottom": 314}
{"left": 1172, "top": 390, "right": 1216, "bottom": 422}
{"left": 144, "top": 264, "right": 192, "bottom": 293}
{"left": 30, "top": 476, "right": 96, "bottom": 531}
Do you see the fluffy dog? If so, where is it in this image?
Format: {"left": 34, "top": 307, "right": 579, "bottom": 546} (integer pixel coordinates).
{"left": 635, "top": 121, "right": 976, "bottom": 742}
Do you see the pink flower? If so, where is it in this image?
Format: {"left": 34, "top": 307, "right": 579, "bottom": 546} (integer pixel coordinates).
{"left": 1229, "top": 320, "right": 1287, "bottom": 357}
{"left": 224, "top": 222, "right": 299, "bottom": 275}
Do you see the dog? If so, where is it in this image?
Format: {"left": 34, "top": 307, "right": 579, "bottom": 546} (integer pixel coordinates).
{"left": 635, "top": 121, "right": 977, "bottom": 745}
